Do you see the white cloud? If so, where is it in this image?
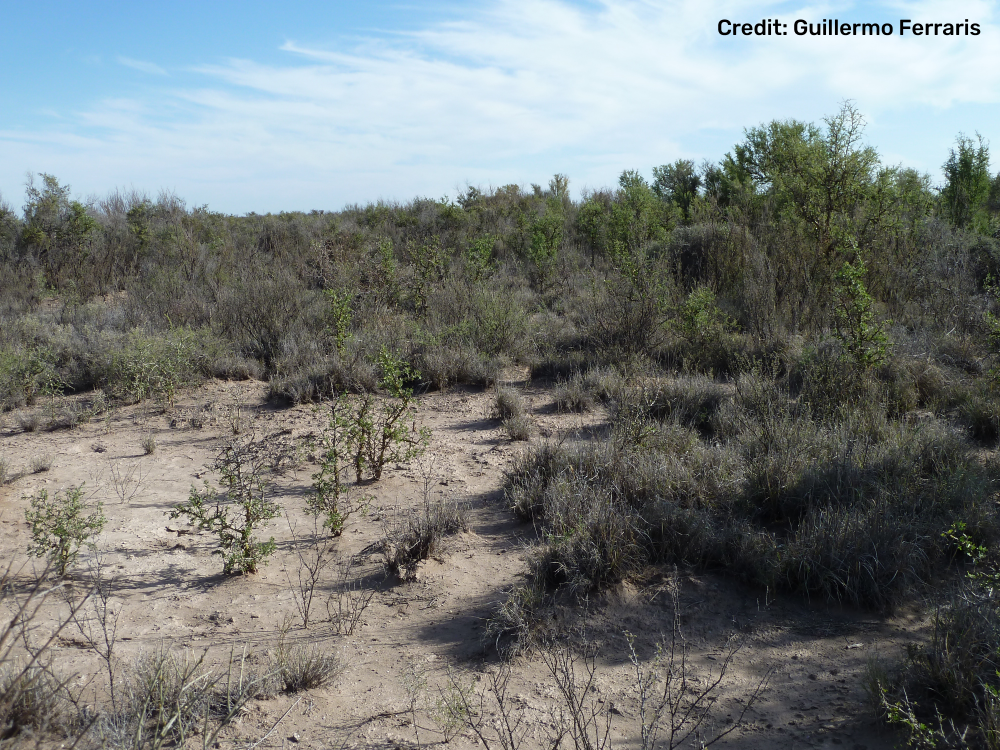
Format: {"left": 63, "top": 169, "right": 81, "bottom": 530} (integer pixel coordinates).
{"left": 116, "top": 56, "right": 169, "bottom": 76}
{"left": 2, "top": 0, "right": 999, "bottom": 211}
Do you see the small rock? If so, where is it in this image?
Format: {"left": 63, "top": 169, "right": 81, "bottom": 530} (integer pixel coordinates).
{"left": 288, "top": 733, "right": 300, "bottom": 743}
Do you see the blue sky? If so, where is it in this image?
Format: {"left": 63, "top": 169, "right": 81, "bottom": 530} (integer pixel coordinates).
{"left": 2, "top": 0, "right": 999, "bottom": 213}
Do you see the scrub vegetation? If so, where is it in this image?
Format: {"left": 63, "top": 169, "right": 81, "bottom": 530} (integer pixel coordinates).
{"left": 4, "top": 102, "right": 1000, "bottom": 746}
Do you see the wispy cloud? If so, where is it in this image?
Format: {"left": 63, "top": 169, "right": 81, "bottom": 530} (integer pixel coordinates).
{"left": 2, "top": 0, "right": 998, "bottom": 211}
{"left": 117, "top": 56, "right": 168, "bottom": 76}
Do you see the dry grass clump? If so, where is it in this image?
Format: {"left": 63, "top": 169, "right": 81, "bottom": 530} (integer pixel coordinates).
{"left": 16, "top": 411, "right": 40, "bottom": 433}
{"left": 490, "top": 386, "right": 525, "bottom": 421}
{"left": 488, "top": 386, "right": 532, "bottom": 440}
{"left": 552, "top": 372, "right": 595, "bottom": 413}
{"left": 0, "top": 565, "right": 93, "bottom": 746}
{"left": 381, "top": 499, "right": 469, "bottom": 579}
{"left": 273, "top": 643, "right": 343, "bottom": 693}
{"left": 0, "top": 664, "right": 72, "bottom": 741}
{"left": 501, "top": 414, "right": 531, "bottom": 441}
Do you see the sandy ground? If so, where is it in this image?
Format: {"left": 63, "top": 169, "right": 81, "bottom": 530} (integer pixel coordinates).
{"left": 0, "top": 378, "right": 922, "bottom": 749}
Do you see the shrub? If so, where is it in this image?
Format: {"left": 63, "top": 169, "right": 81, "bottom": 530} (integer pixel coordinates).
{"left": 17, "top": 411, "right": 41, "bottom": 433}
{"left": 870, "top": 584, "right": 1000, "bottom": 747}
{"left": 832, "top": 257, "right": 891, "bottom": 370}
{"left": 501, "top": 414, "right": 531, "bottom": 441}
{"left": 26, "top": 485, "right": 106, "bottom": 577}
{"left": 0, "top": 345, "right": 61, "bottom": 411}
{"left": 490, "top": 387, "right": 526, "bottom": 421}
{"left": 641, "top": 375, "right": 728, "bottom": 437}
{"left": 306, "top": 397, "right": 372, "bottom": 535}
{"left": 93, "top": 328, "right": 212, "bottom": 406}
{"left": 503, "top": 379, "right": 999, "bottom": 611}
{"left": 552, "top": 373, "right": 595, "bottom": 413}
{"left": 169, "top": 433, "right": 283, "bottom": 575}
{"left": 344, "top": 347, "right": 430, "bottom": 481}
{"left": 417, "top": 343, "right": 503, "bottom": 390}
{"left": 273, "top": 642, "right": 343, "bottom": 693}
{"left": 381, "top": 499, "right": 468, "bottom": 579}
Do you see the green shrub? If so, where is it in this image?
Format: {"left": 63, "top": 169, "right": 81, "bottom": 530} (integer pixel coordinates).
{"left": 306, "top": 397, "right": 372, "bottom": 535}
{"left": 93, "top": 328, "right": 211, "bottom": 406}
{"left": 169, "top": 434, "right": 282, "bottom": 575}
{"left": 26, "top": 485, "right": 106, "bottom": 577}
{"left": 345, "top": 348, "right": 430, "bottom": 481}
{"left": 832, "top": 257, "right": 890, "bottom": 370}
{"left": 668, "top": 286, "right": 736, "bottom": 345}
{"left": 0, "top": 345, "right": 59, "bottom": 410}
{"left": 465, "top": 234, "right": 498, "bottom": 282}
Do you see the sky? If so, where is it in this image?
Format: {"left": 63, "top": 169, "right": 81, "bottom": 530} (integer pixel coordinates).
{"left": 2, "top": 0, "right": 999, "bottom": 214}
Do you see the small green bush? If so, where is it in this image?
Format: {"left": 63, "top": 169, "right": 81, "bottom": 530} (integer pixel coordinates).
{"left": 0, "top": 345, "right": 59, "bottom": 410}
{"left": 346, "top": 347, "right": 430, "bottom": 482}
{"left": 94, "top": 328, "right": 211, "bottom": 406}
{"left": 169, "top": 434, "right": 282, "bottom": 575}
{"left": 832, "top": 257, "right": 891, "bottom": 370}
{"left": 26, "top": 485, "right": 106, "bottom": 577}
{"left": 306, "top": 397, "right": 372, "bottom": 535}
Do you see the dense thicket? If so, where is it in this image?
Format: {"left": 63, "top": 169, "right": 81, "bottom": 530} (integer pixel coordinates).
{"left": 2, "top": 103, "right": 999, "bottom": 411}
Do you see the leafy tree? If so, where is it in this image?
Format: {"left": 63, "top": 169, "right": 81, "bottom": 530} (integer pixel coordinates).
{"left": 576, "top": 190, "right": 612, "bottom": 263}
{"left": 892, "top": 168, "right": 935, "bottom": 233}
{"left": 652, "top": 159, "right": 702, "bottom": 221}
{"left": 941, "top": 133, "right": 992, "bottom": 232}
{"left": 726, "top": 102, "right": 897, "bottom": 321}
{"left": 547, "top": 173, "right": 571, "bottom": 210}
{"left": 527, "top": 204, "right": 563, "bottom": 284}
{"left": 0, "top": 193, "right": 20, "bottom": 262}
{"left": 19, "top": 173, "right": 98, "bottom": 289}
{"left": 607, "top": 170, "right": 675, "bottom": 266}
{"left": 465, "top": 234, "right": 498, "bottom": 282}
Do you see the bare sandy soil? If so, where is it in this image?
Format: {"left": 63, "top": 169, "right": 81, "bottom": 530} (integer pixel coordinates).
{"left": 0, "top": 378, "right": 922, "bottom": 749}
